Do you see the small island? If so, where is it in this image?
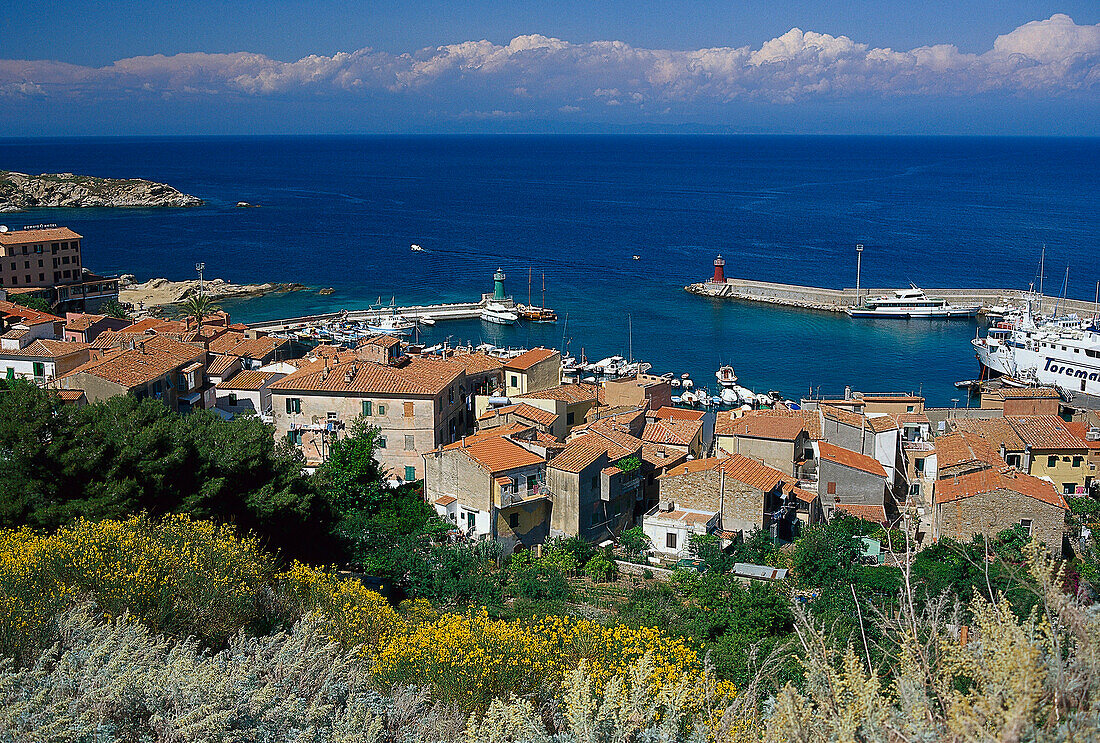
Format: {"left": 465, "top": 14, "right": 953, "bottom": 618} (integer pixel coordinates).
{"left": 0, "top": 170, "right": 203, "bottom": 212}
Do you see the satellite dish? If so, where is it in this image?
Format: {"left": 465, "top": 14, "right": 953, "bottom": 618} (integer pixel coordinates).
{"left": 0, "top": 225, "right": 9, "bottom": 233}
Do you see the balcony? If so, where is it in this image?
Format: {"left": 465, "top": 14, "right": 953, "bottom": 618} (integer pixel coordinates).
{"left": 496, "top": 486, "right": 552, "bottom": 508}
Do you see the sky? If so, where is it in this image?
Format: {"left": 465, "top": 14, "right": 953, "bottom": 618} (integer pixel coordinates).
{"left": 0, "top": 1, "right": 1098, "bottom": 136}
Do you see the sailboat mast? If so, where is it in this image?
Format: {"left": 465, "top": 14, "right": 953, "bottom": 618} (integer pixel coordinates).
{"left": 628, "top": 314, "right": 633, "bottom": 363}
{"left": 541, "top": 272, "right": 546, "bottom": 310}
{"left": 528, "top": 267, "right": 532, "bottom": 307}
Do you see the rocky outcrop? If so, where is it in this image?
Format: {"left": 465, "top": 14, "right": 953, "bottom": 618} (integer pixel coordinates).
{"left": 119, "top": 275, "right": 307, "bottom": 308}
{"left": 0, "top": 171, "right": 203, "bottom": 212}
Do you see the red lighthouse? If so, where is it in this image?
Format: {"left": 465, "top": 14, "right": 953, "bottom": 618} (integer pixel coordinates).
{"left": 712, "top": 254, "right": 726, "bottom": 283}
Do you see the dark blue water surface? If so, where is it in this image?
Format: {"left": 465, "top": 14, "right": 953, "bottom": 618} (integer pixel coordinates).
{"left": 1, "top": 135, "right": 1097, "bottom": 405}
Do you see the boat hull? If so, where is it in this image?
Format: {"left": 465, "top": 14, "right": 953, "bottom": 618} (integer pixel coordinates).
{"left": 848, "top": 306, "right": 980, "bottom": 319}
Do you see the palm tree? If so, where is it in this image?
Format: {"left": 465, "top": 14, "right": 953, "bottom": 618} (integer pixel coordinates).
{"left": 181, "top": 293, "right": 220, "bottom": 334}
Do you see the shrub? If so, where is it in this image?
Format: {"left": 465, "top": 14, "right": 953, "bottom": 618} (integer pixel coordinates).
{"left": 585, "top": 552, "right": 617, "bottom": 583}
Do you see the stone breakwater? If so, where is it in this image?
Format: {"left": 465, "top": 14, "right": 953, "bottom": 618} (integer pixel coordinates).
{"left": 119, "top": 276, "right": 307, "bottom": 310}
{"left": 0, "top": 171, "right": 203, "bottom": 212}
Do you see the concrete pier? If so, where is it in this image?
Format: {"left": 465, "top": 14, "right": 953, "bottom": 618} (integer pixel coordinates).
{"left": 245, "top": 293, "right": 513, "bottom": 332}
{"left": 688, "top": 279, "right": 1100, "bottom": 316}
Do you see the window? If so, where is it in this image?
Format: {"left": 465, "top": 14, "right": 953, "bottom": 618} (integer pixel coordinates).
{"left": 178, "top": 374, "right": 188, "bottom": 389}
{"left": 361, "top": 400, "right": 372, "bottom": 416}
{"left": 403, "top": 401, "right": 414, "bottom": 417}
{"left": 591, "top": 475, "right": 599, "bottom": 490}
{"left": 449, "top": 387, "right": 454, "bottom": 403}
{"left": 826, "top": 482, "right": 837, "bottom": 495}
{"left": 915, "top": 458, "right": 925, "bottom": 473}
{"left": 510, "top": 375, "right": 519, "bottom": 387}
{"left": 376, "top": 436, "right": 387, "bottom": 449}
{"left": 404, "top": 435, "right": 414, "bottom": 450}
{"left": 509, "top": 513, "right": 520, "bottom": 529}
{"left": 567, "top": 412, "right": 575, "bottom": 425}
{"left": 909, "top": 483, "right": 920, "bottom": 496}
{"left": 227, "top": 393, "right": 238, "bottom": 406}
{"left": 1074, "top": 456, "right": 1084, "bottom": 467}
{"left": 327, "top": 411, "right": 338, "bottom": 421}
{"left": 404, "top": 465, "right": 417, "bottom": 481}
{"left": 1063, "top": 483, "right": 1075, "bottom": 495}
{"left": 1006, "top": 454, "right": 1021, "bottom": 467}
{"left": 906, "top": 405, "right": 915, "bottom": 413}
{"left": 1020, "top": 518, "right": 1033, "bottom": 536}
{"left": 1048, "top": 456, "right": 1058, "bottom": 467}
{"left": 32, "top": 362, "right": 45, "bottom": 379}
{"left": 287, "top": 430, "right": 304, "bottom": 445}
{"left": 377, "top": 404, "right": 385, "bottom": 416}
{"left": 527, "top": 474, "right": 537, "bottom": 492}
{"left": 285, "top": 398, "right": 301, "bottom": 414}
{"left": 666, "top": 532, "right": 677, "bottom": 549}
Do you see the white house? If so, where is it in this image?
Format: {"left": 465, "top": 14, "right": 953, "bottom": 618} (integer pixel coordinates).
{"left": 642, "top": 503, "right": 720, "bottom": 558}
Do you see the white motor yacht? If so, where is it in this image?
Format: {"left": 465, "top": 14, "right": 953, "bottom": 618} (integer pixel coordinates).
{"left": 848, "top": 284, "right": 980, "bottom": 319}
{"left": 481, "top": 303, "right": 519, "bottom": 325}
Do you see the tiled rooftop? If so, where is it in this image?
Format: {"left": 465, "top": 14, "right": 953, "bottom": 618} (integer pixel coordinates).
{"left": 816, "top": 441, "right": 888, "bottom": 477}
{"left": 503, "top": 347, "right": 558, "bottom": 371}
{"left": 934, "top": 468, "right": 1068, "bottom": 509}
{"left": 270, "top": 355, "right": 462, "bottom": 396}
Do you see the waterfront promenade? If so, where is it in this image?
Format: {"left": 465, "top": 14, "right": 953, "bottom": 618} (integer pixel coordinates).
{"left": 688, "top": 279, "right": 1100, "bottom": 316}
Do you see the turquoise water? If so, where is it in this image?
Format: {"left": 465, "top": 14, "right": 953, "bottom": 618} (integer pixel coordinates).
{"left": 1, "top": 135, "right": 1096, "bottom": 405}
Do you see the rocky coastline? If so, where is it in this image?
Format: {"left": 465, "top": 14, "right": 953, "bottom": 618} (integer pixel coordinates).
{"left": 0, "top": 170, "right": 203, "bottom": 212}
{"left": 119, "top": 276, "right": 307, "bottom": 313}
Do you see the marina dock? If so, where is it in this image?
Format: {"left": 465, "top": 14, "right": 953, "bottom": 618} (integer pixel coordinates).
{"left": 688, "top": 278, "right": 1100, "bottom": 316}
{"left": 244, "top": 293, "right": 512, "bottom": 333}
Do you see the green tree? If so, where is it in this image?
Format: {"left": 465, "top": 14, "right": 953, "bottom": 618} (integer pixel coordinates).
{"left": 100, "top": 299, "right": 131, "bottom": 320}
{"left": 181, "top": 293, "right": 220, "bottom": 333}
{"left": 315, "top": 418, "right": 388, "bottom": 515}
{"left": 618, "top": 525, "right": 649, "bottom": 559}
{"left": 8, "top": 293, "right": 52, "bottom": 314}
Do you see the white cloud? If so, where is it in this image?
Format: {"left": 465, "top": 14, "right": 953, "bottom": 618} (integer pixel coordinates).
{"left": 0, "top": 15, "right": 1096, "bottom": 106}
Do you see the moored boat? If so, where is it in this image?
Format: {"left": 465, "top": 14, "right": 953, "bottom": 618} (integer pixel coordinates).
{"left": 848, "top": 285, "right": 980, "bottom": 319}
{"left": 481, "top": 303, "right": 519, "bottom": 325}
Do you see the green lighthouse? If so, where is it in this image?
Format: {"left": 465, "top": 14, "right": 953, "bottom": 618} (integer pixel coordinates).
{"left": 493, "top": 268, "right": 506, "bottom": 300}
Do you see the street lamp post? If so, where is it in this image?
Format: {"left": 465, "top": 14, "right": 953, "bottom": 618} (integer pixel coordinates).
{"left": 855, "top": 244, "right": 864, "bottom": 307}
{"left": 195, "top": 262, "right": 205, "bottom": 296}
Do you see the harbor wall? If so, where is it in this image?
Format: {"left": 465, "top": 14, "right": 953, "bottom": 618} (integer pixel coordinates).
{"left": 246, "top": 293, "right": 514, "bottom": 332}
{"left": 689, "top": 279, "right": 1100, "bottom": 316}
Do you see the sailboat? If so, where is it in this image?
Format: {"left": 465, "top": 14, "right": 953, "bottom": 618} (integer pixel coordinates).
{"left": 517, "top": 269, "right": 558, "bottom": 322}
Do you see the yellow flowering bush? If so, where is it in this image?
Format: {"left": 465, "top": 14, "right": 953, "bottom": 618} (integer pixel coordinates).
{"left": 0, "top": 514, "right": 275, "bottom": 659}
{"left": 276, "top": 561, "right": 399, "bottom": 649}
{"left": 370, "top": 607, "right": 737, "bottom": 711}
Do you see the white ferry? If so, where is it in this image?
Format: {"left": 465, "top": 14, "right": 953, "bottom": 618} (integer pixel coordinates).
{"left": 847, "top": 285, "right": 980, "bottom": 319}
{"left": 973, "top": 300, "right": 1100, "bottom": 397}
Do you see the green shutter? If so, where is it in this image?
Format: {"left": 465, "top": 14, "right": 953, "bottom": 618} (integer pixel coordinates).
{"left": 362, "top": 400, "right": 372, "bottom": 416}
{"left": 286, "top": 398, "right": 293, "bottom": 414}
{"left": 378, "top": 404, "right": 385, "bottom": 416}
{"left": 405, "top": 466, "right": 416, "bottom": 481}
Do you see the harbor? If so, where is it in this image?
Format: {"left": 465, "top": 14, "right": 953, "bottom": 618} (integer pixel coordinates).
{"left": 689, "top": 254, "right": 1100, "bottom": 317}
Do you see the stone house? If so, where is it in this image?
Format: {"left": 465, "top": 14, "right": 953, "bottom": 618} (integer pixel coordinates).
{"left": 478, "top": 402, "right": 562, "bottom": 439}
{"left": 546, "top": 429, "right": 643, "bottom": 542}
{"left": 820, "top": 406, "right": 906, "bottom": 496}
{"left": 503, "top": 347, "right": 561, "bottom": 397}
{"left": 980, "top": 386, "right": 1061, "bottom": 416}
{"left": 269, "top": 351, "right": 469, "bottom": 479}
{"left": 63, "top": 313, "right": 131, "bottom": 343}
{"left": 516, "top": 382, "right": 602, "bottom": 432}
{"left": 603, "top": 374, "right": 673, "bottom": 411}
{"left": 656, "top": 454, "right": 819, "bottom": 541}
{"left": 933, "top": 469, "right": 1068, "bottom": 551}
{"left": 815, "top": 441, "right": 890, "bottom": 522}
{"left": 423, "top": 428, "right": 550, "bottom": 552}
{"left": 215, "top": 369, "right": 285, "bottom": 418}
{"left": 641, "top": 416, "right": 705, "bottom": 459}
{"left": 59, "top": 335, "right": 208, "bottom": 413}
{"left": 714, "top": 412, "right": 811, "bottom": 476}
{"left": 934, "top": 431, "right": 1007, "bottom": 479}
{"left": 0, "top": 339, "right": 90, "bottom": 383}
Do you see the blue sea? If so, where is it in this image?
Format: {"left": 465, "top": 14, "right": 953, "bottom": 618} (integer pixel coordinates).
{"left": 1, "top": 135, "right": 1097, "bottom": 406}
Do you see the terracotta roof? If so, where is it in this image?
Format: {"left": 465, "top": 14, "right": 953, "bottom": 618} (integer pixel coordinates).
{"left": 1007, "top": 415, "right": 1087, "bottom": 451}
{"left": 549, "top": 429, "right": 641, "bottom": 473}
{"left": 434, "top": 495, "right": 457, "bottom": 506}
{"left": 865, "top": 414, "right": 898, "bottom": 433}
{"left": 652, "top": 406, "right": 705, "bottom": 421}
{"left": 639, "top": 441, "right": 688, "bottom": 470}
{"left": 531, "top": 430, "right": 567, "bottom": 449}
{"left": 1064, "top": 421, "right": 1100, "bottom": 451}
{"left": 206, "top": 355, "right": 240, "bottom": 376}
{"left": 723, "top": 414, "right": 806, "bottom": 441}
{"left": 118, "top": 317, "right": 185, "bottom": 335}
{"left": 269, "top": 356, "right": 461, "bottom": 396}
{"left": 662, "top": 457, "right": 725, "bottom": 478}
{"left": 519, "top": 383, "right": 599, "bottom": 405}
{"left": 0, "top": 339, "right": 89, "bottom": 359}
{"left": 821, "top": 405, "right": 868, "bottom": 429}
{"left": 791, "top": 486, "right": 818, "bottom": 504}
{"left": 896, "top": 412, "right": 931, "bottom": 424}
{"left": 642, "top": 419, "right": 701, "bottom": 446}
{"left": 361, "top": 335, "right": 401, "bottom": 349}
{"left": 816, "top": 441, "right": 888, "bottom": 477}
{"left": 458, "top": 434, "right": 546, "bottom": 474}
{"left": 995, "top": 387, "right": 1061, "bottom": 399}
{"left": 208, "top": 332, "right": 288, "bottom": 359}
{"left": 1, "top": 328, "right": 28, "bottom": 339}
{"left": 217, "top": 370, "right": 279, "bottom": 391}
{"left": 503, "top": 347, "right": 558, "bottom": 371}
{"left": 55, "top": 389, "right": 86, "bottom": 403}
{"left": 935, "top": 431, "right": 1007, "bottom": 471}
{"left": 934, "top": 469, "right": 1068, "bottom": 509}
{"left": 0, "top": 300, "right": 62, "bottom": 326}
{"left": 660, "top": 454, "right": 807, "bottom": 501}
{"left": 652, "top": 509, "right": 717, "bottom": 527}
{"left": 950, "top": 417, "right": 1027, "bottom": 451}
{"left": 447, "top": 352, "right": 504, "bottom": 375}
{"left": 0, "top": 227, "right": 81, "bottom": 244}
{"left": 720, "top": 408, "right": 822, "bottom": 440}
{"left": 64, "top": 314, "right": 107, "bottom": 332}
{"left": 835, "top": 504, "right": 888, "bottom": 524}
{"left": 62, "top": 336, "right": 204, "bottom": 388}
{"left": 479, "top": 403, "right": 558, "bottom": 428}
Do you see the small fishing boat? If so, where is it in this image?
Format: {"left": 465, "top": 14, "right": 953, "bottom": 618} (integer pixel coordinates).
{"left": 720, "top": 388, "right": 739, "bottom": 405}
{"left": 670, "top": 378, "right": 681, "bottom": 388}
{"left": 418, "top": 315, "right": 436, "bottom": 326}
{"left": 410, "top": 244, "right": 425, "bottom": 252}
{"left": 681, "top": 391, "right": 699, "bottom": 406}
{"left": 481, "top": 303, "right": 519, "bottom": 325}
{"left": 681, "top": 378, "right": 694, "bottom": 390}
{"left": 716, "top": 365, "right": 738, "bottom": 387}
